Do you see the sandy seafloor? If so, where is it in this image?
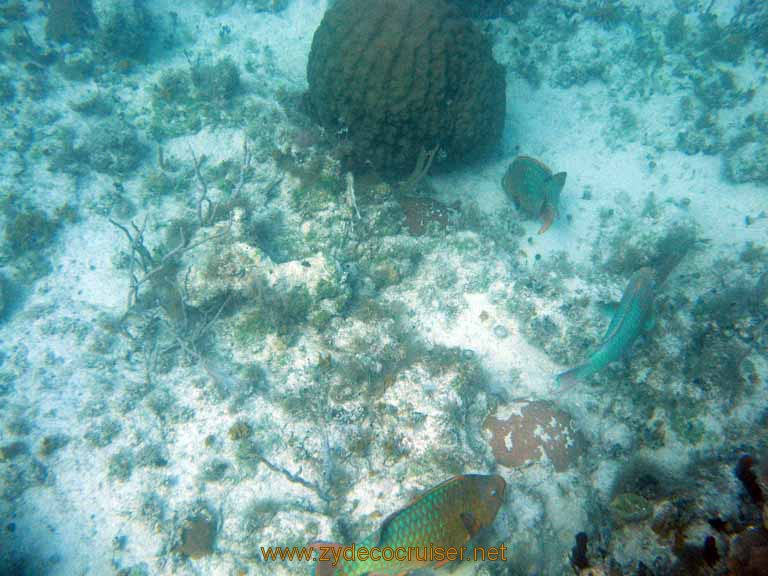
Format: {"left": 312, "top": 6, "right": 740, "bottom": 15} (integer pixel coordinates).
{"left": 1, "top": 0, "right": 767, "bottom": 575}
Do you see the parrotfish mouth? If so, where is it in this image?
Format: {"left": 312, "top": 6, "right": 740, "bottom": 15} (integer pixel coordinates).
{"left": 538, "top": 203, "right": 557, "bottom": 234}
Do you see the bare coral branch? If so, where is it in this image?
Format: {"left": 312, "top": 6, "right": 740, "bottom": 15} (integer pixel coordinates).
{"left": 398, "top": 143, "right": 439, "bottom": 194}
{"left": 190, "top": 146, "right": 214, "bottom": 226}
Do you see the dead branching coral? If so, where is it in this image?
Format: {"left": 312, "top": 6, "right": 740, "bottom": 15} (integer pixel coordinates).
{"left": 397, "top": 144, "right": 439, "bottom": 195}
{"left": 190, "top": 134, "right": 255, "bottom": 227}
{"left": 109, "top": 216, "right": 229, "bottom": 311}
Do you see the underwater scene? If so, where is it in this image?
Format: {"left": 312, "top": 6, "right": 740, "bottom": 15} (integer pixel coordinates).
{"left": 1, "top": 0, "right": 767, "bottom": 575}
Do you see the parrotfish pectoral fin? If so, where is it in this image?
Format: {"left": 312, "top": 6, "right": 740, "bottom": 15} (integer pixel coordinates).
{"left": 597, "top": 301, "right": 620, "bottom": 319}
{"left": 310, "top": 542, "right": 343, "bottom": 576}
{"left": 538, "top": 203, "right": 557, "bottom": 234}
{"left": 460, "top": 511, "right": 481, "bottom": 537}
{"left": 555, "top": 364, "right": 589, "bottom": 392}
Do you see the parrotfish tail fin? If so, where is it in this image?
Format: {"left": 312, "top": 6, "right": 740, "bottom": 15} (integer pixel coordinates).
{"left": 538, "top": 203, "right": 557, "bottom": 234}
{"left": 310, "top": 542, "right": 342, "bottom": 576}
{"left": 555, "top": 364, "right": 589, "bottom": 392}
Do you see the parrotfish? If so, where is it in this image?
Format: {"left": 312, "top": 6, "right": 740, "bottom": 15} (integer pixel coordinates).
{"left": 556, "top": 267, "right": 657, "bottom": 388}
{"left": 312, "top": 474, "right": 506, "bottom": 576}
{"left": 501, "top": 156, "right": 566, "bottom": 234}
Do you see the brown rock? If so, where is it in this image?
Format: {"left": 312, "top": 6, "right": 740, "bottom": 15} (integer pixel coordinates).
{"left": 484, "top": 400, "right": 586, "bottom": 472}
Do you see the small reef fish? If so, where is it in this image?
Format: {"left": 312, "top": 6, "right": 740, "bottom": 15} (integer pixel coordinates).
{"left": 501, "top": 155, "right": 566, "bottom": 234}
{"left": 312, "top": 474, "right": 506, "bottom": 576}
{"left": 556, "top": 267, "right": 656, "bottom": 387}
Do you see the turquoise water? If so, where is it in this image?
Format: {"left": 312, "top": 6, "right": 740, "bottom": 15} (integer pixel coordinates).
{"left": 0, "top": 1, "right": 766, "bottom": 575}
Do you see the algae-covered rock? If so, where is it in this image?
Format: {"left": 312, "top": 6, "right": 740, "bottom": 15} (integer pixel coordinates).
{"left": 97, "top": 0, "right": 155, "bottom": 62}
{"left": 182, "top": 212, "right": 344, "bottom": 310}
{"left": 149, "top": 58, "right": 245, "bottom": 138}
{"left": 723, "top": 142, "right": 768, "bottom": 185}
{"left": 191, "top": 57, "right": 241, "bottom": 103}
{"left": 184, "top": 234, "right": 272, "bottom": 308}
{"left": 46, "top": 0, "right": 97, "bottom": 43}
{"left": 3, "top": 208, "right": 59, "bottom": 255}
{"left": 85, "top": 117, "right": 145, "bottom": 176}
{"left": 306, "top": 0, "right": 505, "bottom": 177}
{"left": 182, "top": 209, "right": 348, "bottom": 347}
{"left": 609, "top": 493, "right": 653, "bottom": 525}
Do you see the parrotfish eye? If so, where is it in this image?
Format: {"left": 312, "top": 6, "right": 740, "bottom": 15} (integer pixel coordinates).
{"left": 490, "top": 488, "right": 498, "bottom": 497}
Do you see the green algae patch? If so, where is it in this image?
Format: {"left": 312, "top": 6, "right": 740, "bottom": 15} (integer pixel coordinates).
{"left": 149, "top": 58, "right": 244, "bottom": 139}
{"left": 3, "top": 208, "right": 59, "bottom": 254}
{"left": 228, "top": 420, "right": 253, "bottom": 442}
{"left": 234, "top": 284, "right": 312, "bottom": 343}
{"left": 0, "top": 441, "right": 29, "bottom": 462}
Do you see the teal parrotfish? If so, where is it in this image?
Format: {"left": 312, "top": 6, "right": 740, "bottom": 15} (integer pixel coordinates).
{"left": 501, "top": 155, "right": 566, "bottom": 234}
{"left": 556, "top": 267, "right": 657, "bottom": 388}
{"left": 312, "top": 474, "right": 506, "bottom": 576}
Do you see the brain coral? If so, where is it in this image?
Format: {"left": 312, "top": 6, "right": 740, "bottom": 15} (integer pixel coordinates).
{"left": 446, "top": 0, "right": 511, "bottom": 19}
{"left": 306, "top": 0, "right": 506, "bottom": 178}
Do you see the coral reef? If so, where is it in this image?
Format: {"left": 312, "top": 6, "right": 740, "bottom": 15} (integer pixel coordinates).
{"left": 1, "top": 1, "right": 766, "bottom": 574}
{"left": 306, "top": 0, "right": 505, "bottom": 177}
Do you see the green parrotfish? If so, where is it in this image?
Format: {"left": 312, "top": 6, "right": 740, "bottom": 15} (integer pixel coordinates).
{"left": 556, "top": 267, "right": 657, "bottom": 388}
{"left": 312, "top": 474, "right": 506, "bottom": 576}
{"left": 502, "top": 156, "right": 566, "bottom": 234}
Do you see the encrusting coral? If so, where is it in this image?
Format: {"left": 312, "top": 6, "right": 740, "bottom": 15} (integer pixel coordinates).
{"left": 483, "top": 400, "right": 586, "bottom": 472}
